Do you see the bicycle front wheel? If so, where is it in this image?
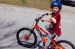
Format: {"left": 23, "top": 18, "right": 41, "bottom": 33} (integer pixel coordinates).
{"left": 16, "top": 28, "right": 37, "bottom": 48}
{"left": 57, "top": 40, "right": 75, "bottom": 49}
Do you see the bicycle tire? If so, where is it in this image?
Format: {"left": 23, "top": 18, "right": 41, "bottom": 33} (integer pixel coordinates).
{"left": 16, "top": 27, "right": 37, "bottom": 48}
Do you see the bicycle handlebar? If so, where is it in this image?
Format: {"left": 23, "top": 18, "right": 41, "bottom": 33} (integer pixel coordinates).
{"left": 35, "top": 13, "right": 49, "bottom": 23}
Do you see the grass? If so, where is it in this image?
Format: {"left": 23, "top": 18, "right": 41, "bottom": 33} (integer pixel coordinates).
{"left": 0, "top": 0, "right": 52, "bottom": 10}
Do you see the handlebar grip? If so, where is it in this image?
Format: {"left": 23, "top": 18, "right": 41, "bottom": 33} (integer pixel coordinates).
{"left": 42, "top": 13, "right": 48, "bottom": 16}
{"left": 38, "top": 13, "right": 48, "bottom": 20}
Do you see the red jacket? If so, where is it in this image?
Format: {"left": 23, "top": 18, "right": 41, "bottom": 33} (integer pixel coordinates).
{"left": 50, "top": 12, "right": 61, "bottom": 37}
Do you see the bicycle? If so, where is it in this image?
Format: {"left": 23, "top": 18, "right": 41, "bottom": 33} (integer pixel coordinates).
{"left": 16, "top": 13, "right": 75, "bottom": 49}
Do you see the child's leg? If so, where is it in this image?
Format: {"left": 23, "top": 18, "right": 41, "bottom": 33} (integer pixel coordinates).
{"left": 45, "top": 35, "right": 52, "bottom": 46}
{"left": 43, "top": 34, "right": 52, "bottom": 49}
{"left": 39, "top": 35, "right": 52, "bottom": 48}
{"left": 38, "top": 20, "right": 52, "bottom": 48}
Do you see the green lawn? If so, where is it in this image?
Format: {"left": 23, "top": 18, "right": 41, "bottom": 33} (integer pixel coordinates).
{"left": 0, "top": 0, "right": 52, "bottom": 10}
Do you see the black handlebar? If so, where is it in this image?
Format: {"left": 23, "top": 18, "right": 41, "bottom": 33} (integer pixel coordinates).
{"left": 35, "top": 13, "right": 49, "bottom": 23}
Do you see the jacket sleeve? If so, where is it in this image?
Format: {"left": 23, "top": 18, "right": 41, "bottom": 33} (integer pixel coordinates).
{"left": 50, "top": 13, "right": 60, "bottom": 24}
{"left": 50, "top": 17, "right": 57, "bottom": 24}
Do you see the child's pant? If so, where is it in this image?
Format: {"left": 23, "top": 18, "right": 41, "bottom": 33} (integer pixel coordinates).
{"left": 38, "top": 20, "right": 52, "bottom": 47}
{"left": 39, "top": 35, "right": 52, "bottom": 47}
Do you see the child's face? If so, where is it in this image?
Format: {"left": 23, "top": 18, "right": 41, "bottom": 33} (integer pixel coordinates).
{"left": 52, "top": 7, "right": 60, "bottom": 13}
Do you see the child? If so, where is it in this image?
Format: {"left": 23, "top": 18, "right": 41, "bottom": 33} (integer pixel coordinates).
{"left": 50, "top": 0, "right": 62, "bottom": 37}
{"left": 38, "top": 0, "right": 62, "bottom": 49}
